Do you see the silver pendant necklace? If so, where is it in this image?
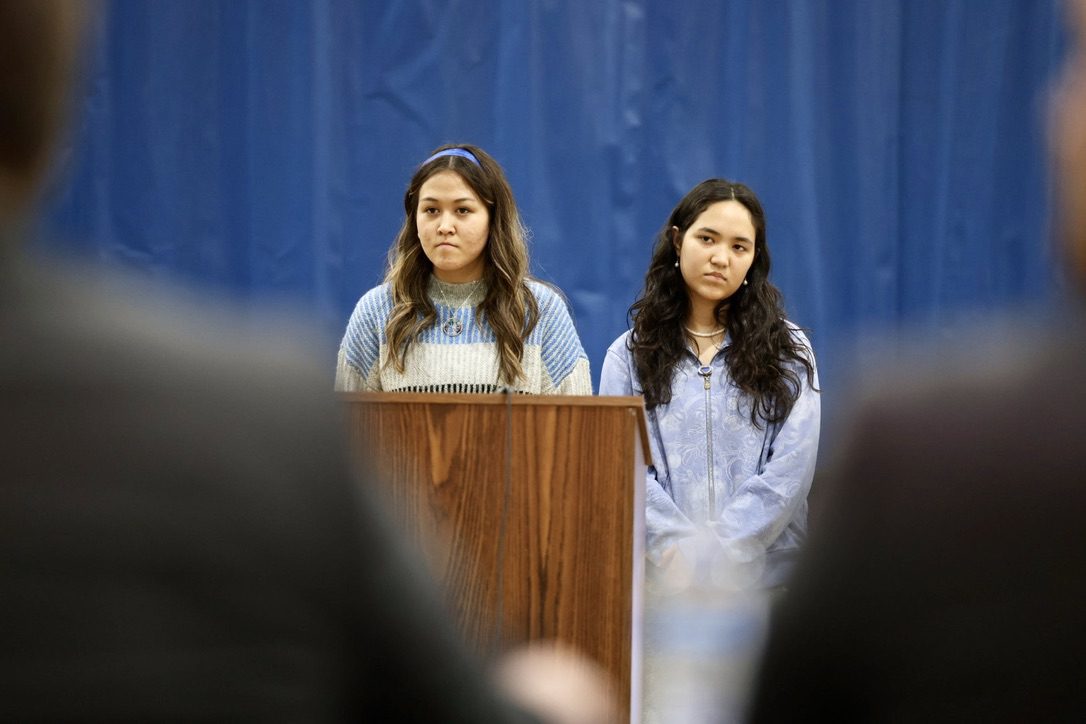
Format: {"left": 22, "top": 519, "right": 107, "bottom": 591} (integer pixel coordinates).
{"left": 435, "top": 280, "right": 480, "bottom": 337}
{"left": 441, "top": 316, "right": 463, "bottom": 337}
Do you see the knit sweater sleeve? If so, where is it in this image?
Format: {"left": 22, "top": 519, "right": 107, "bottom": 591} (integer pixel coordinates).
{"left": 334, "top": 286, "right": 389, "bottom": 392}
{"left": 530, "top": 282, "right": 592, "bottom": 395}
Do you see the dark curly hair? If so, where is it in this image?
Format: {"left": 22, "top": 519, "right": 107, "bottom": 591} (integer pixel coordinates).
{"left": 628, "top": 178, "right": 816, "bottom": 427}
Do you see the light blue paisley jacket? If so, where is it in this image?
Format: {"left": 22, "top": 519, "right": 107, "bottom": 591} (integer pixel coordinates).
{"left": 599, "top": 326, "right": 820, "bottom": 587}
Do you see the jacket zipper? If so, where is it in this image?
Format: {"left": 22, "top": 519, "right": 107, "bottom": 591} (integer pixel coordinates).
{"left": 697, "top": 364, "right": 716, "bottom": 520}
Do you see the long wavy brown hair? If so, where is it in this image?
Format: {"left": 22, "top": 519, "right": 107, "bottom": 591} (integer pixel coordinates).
{"left": 628, "top": 178, "right": 816, "bottom": 427}
{"left": 383, "top": 143, "right": 539, "bottom": 385}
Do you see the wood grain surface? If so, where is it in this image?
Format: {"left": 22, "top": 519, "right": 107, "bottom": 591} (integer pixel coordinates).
{"left": 342, "top": 393, "right": 647, "bottom": 720}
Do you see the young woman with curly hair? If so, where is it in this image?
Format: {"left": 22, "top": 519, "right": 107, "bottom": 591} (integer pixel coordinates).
{"left": 600, "top": 178, "right": 820, "bottom": 588}
{"left": 335, "top": 144, "right": 591, "bottom": 395}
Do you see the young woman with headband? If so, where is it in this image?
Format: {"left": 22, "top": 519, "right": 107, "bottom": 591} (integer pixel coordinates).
{"left": 600, "top": 178, "right": 820, "bottom": 589}
{"left": 335, "top": 143, "right": 592, "bottom": 395}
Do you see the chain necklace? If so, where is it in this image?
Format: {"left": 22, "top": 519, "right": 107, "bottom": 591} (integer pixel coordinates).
{"left": 686, "top": 325, "right": 725, "bottom": 365}
{"left": 435, "top": 280, "right": 481, "bottom": 337}
{"left": 684, "top": 325, "right": 725, "bottom": 338}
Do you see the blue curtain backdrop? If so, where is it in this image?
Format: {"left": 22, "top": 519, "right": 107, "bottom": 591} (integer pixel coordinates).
{"left": 42, "top": 0, "right": 1067, "bottom": 421}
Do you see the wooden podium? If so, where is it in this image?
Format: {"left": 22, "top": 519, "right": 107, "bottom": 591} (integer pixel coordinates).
{"left": 340, "top": 392, "right": 648, "bottom": 721}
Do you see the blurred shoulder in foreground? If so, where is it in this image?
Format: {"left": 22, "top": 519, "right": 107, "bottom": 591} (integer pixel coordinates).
{"left": 0, "top": 1, "right": 555, "bottom": 720}
{"left": 748, "top": 315, "right": 1086, "bottom": 722}
{"left": 751, "top": 3, "right": 1086, "bottom": 718}
{"left": 2, "top": 249, "right": 554, "bottom": 721}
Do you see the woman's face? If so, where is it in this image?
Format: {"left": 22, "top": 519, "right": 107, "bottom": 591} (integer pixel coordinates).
{"left": 416, "top": 170, "right": 490, "bottom": 283}
{"left": 674, "top": 199, "right": 757, "bottom": 311}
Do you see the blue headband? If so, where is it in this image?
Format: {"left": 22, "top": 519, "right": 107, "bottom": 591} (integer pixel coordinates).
{"left": 422, "top": 148, "right": 482, "bottom": 168}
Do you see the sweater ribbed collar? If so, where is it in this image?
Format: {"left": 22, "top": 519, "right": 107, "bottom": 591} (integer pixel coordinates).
{"left": 427, "top": 275, "right": 487, "bottom": 308}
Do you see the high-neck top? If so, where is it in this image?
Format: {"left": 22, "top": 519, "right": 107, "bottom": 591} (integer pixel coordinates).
{"left": 427, "top": 276, "right": 487, "bottom": 308}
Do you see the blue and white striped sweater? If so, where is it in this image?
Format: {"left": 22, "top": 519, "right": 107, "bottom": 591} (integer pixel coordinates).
{"left": 335, "top": 278, "right": 592, "bottom": 395}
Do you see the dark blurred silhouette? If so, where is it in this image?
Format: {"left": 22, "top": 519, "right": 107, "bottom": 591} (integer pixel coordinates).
{"left": 0, "top": 2, "right": 614, "bottom": 721}
{"left": 746, "top": 1, "right": 1086, "bottom": 721}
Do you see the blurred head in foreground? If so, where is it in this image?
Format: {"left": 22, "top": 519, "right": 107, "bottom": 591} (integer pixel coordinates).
{"left": 746, "top": 2, "right": 1086, "bottom": 721}
{"left": 0, "top": 1, "right": 89, "bottom": 221}
{"left": 0, "top": 3, "right": 616, "bottom": 721}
